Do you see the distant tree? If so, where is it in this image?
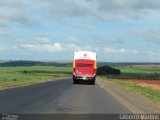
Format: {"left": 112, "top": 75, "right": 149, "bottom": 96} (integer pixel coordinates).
{"left": 97, "top": 65, "right": 121, "bottom": 75}
{"left": 23, "top": 70, "right": 28, "bottom": 74}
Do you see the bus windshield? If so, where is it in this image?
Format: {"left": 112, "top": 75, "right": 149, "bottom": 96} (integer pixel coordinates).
{"left": 77, "top": 63, "right": 93, "bottom": 67}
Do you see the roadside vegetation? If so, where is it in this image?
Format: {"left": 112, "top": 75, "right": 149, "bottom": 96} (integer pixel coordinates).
{"left": 98, "top": 65, "right": 160, "bottom": 102}
{"left": 103, "top": 66, "right": 160, "bottom": 80}
{"left": 107, "top": 79, "right": 160, "bottom": 102}
{"left": 0, "top": 66, "right": 72, "bottom": 89}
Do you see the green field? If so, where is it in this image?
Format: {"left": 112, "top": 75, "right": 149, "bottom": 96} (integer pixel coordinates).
{"left": 0, "top": 66, "right": 72, "bottom": 88}
{"left": 108, "top": 66, "right": 160, "bottom": 80}
{"left": 102, "top": 78, "right": 160, "bottom": 102}
{"left": 100, "top": 66, "right": 160, "bottom": 102}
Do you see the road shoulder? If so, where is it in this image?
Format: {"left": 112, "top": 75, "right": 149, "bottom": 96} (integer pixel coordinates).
{"left": 97, "top": 78, "right": 160, "bottom": 113}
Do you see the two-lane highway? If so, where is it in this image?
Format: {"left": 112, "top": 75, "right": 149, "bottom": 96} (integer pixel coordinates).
{"left": 0, "top": 78, "right": 130, "bottom": 113}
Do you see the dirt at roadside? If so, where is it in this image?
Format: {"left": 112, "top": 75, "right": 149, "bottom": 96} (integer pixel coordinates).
{"left": 118, "top": 79, "right": 160, "bottom": 90}
{"left": 97, "top": 78, "right": 160, "bottom": 114}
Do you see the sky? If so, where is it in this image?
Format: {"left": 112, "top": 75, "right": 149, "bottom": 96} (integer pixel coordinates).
{"left": 0, "top": 0, "right": 160, "bottom": 62}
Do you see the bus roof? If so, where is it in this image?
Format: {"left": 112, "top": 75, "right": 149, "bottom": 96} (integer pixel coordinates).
{"left": 74, "top": 51, "right": 96, "bottom": 60}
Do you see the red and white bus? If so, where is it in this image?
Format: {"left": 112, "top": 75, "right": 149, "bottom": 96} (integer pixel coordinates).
{"left": 73, "top": 51, "right": 96, "bottom": 85}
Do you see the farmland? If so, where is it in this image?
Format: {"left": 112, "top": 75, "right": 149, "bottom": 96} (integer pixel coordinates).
{"left": 0, "top": 66, "right": 72, "bottom": 89}
{"left": 100, "top": 66, "right": 160, "bottom": 102}
{"left": 0, "top": 63, "right": 159, "bottom": 102}
{"left": 108, "top": 66, "right": 160, "bottom": 80}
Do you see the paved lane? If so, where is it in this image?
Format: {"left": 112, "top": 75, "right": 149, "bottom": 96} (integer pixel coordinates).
{"left": 0, "top": 78, "right": 130, "bottom": 114}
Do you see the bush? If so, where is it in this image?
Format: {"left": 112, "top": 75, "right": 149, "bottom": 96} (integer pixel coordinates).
{"left": 97, "top": 65, "right": 121, "bottom": 75}
{"left": 23, "top": 70, "right": 28, "bottom": 74}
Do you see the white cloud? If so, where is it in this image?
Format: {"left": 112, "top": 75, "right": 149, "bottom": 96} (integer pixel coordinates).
{"left": 0, "top": 8, "right": 27, "bottom": 23}
{"left": 0, "top": 46, "right": 10, "bottom": 52}
{"left": 66, "top": 43, "right": 99, "bottom": 52}
{"left": 0, "top": 0, "right": 160, "bottom": 28}
{"left": 34, "top": 35, "right": 51, "bottom": 43}
{"left": 143, "top": 50, "right": 160, "bottom": 56}
{"left": 35, "top": 0, "right": 160, "bottom": 21}
{"left": 67, "top": 43, "right": 87, "bottom": 51}
{"left": 0, "top": 35, "right": 65, "bottom": 53}
{"left": 96, "top": 0, "right": 160, "bottom": 19}
{"left": 104, "top": 48, "right": 139, "bottom": 54}
{"left": 0, "top": 0, "right": 40, "bottom": 26}
{"left": 68, "top": 36, "right": 80, "bottom": 43}
{"left": 20, "top": 44, "right": 34, "bottom": 49}
{"left": 20, "top": 42, "right": 64, "bottom": 53}
{"left": 93, "top": 33, "right": 124, "bottom": 44}
{"left": 41, "top": 43, "right": 64, "bottom": 52}
{"left": 104, "top": 47, "right": 160, "bottom": 59}
{"left": 0, "top": 28, "right": 9, "bottom": 36}
{"left": 48, "top": 0, "right": 88, "bottom": 18}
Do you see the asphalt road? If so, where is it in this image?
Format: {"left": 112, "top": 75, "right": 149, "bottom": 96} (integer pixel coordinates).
{"left": 0, "top": 78, "right": 130, "bottom": 114}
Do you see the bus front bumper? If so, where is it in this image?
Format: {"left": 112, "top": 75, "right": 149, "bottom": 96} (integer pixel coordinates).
{"left": 73, "top": 75, "right": 96, "bottom": 81}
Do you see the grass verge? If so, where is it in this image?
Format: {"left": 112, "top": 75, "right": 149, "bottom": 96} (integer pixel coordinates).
{"left": 0, "top": 66, "right": 72, "bottom": 89}
{"left": 101, "top": 77, "right": 160, "bottom": 102}
{"left": 107, "top": 66, "right": 160, "bottom": 80}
